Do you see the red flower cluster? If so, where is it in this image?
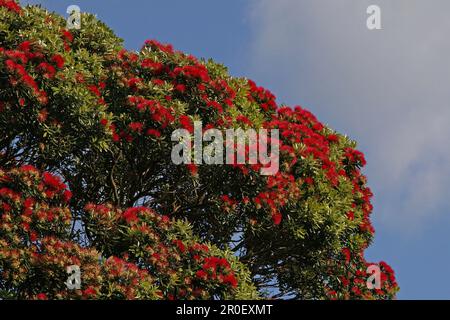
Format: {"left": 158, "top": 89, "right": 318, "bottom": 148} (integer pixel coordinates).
{"left": 186, "top": 163, "right": 198, "bottom": 176}
{"left": 325, "top": 254, "right": 398, "bottom": 299}
{"left": 146, "top": 128, "right": 161, "bottom": 138}
{"left": 37, "top": 62, "right": 56, "bottom": 79}
{"left": 22, "top": 236, "right": 155, "bottom": 299}
{"left": 342, "top": 248, "right": 351, "bottom": 264}
{"left": 196, "top": 256, "right": 238, "bottom": 288}
{"left": 122, "top": 207, "right": 141, "bottom": 224}
{"left": 0, "top": 41, "right": 65, "bottom": 104}
{"left": 42, "top": 172, "right": 66, "bottom": 191}
{"left": 0, "top": 167, "right": 74, "bottom": 282}
{"left": 104, "top": 95, "right": 177, "bottom": 142}
{"left": 0, "top": 162, "right": 251, "bottom": 300}
{"left": 84, "top": 205, "right": 244, "bottom": 299}
{"left": 61, "top": 29, "right": 74, "bottom": 52}
{"left": 87, "top": 84, "right": 101, "bottom": 97}
{"left": 344, "top": 147, "right": 367, "bottom": 167}
{"left": 129, "top": 121, "right": 144, "bottom": 133}
{"left": 0, "top": 0, "right": 21, "bottom": 14}
{"left": 173, "top": 64, "right": 210, "bottom": 83}
{"left": 179, "top": 115, "right": 193, "bottom": 132}
{"left": 141, "top": 58, "right": 164, "bottom": 73}
{"left": 247, "top": 79, "right": 277, "bottom": 112}
{"left": 144, "top": 39, "right": 174, "bottom": 55}
{"left": 51, "top": 54, "right": 65, "bottom": 69}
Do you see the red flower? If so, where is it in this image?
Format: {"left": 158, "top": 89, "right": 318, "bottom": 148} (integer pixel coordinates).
{"left": 328, "top": 290, "right": 337, "bottom": 297}
{"left": 220, "top": 195, "right": 232, "bottom": 204}
{"left": 186, "top": 164, "right": 198, "bottom": 176}
{"left": 42, "top": 172, "right": 66, "bottom": 191}
{"left": 82, "top": 286, "right": 97, "bottom": 298}
{"left": 129, "top": 122, "right": 143, "bottom": 133}
{"left": 173, "top": 239, "right": 186, "bottom": 253}
{"left": 327, "top": 134, "right": 339, "bottom": 143}
{"left": 346, "top": 211, "right": 355, "bottom": 221}
{"left": 61, "top": 29, "right": 74, "bottom": 42}
{"left": 22, "top": 222, "right": 30, "bottom": 232}
{"left": 344, "top": 148, "right": 367, "bottom": 167}
{"left": 351, "top": 286, "right": 362, "bottom": 296}
{"left": 5, "top": 59, "right": 16, "bottom": 72}
{"left": 127, "top": 77, "right": 141, "bottom": 89}
{"left": 23, "top": 197, "right": 35, "bottom": 209}
{"left": 340, "top": 277, "right": 350, "bottom": 287}
{"left": 144, "top": 39, "right": 174, "bottom": 54}
{"left": 179, "top": 115, "right": 193, "bottom": 132}
{"left": 175, "top": 84, "right": 186, "bottom": 93}
{"left": 272, "top": 212, "right": 282, "bottom": 225}
{"left": 30, "top": 232, "right": 38, "bottom": 242}
{"left": 360, "top": 220, "right": 375, "bottom": 234}
{"left": 87, "top": 85, "right": 101, "bottom": 97}
{"left": 342, "top": 248, "right": 351, "bottom": 264}
{"left": 51, "top": 54, "right": 65, "bottom": 69}
{"left": 1, "top": 203, "right": 11, "bottom": 213}
{"left": 21, "top": 165, "right": 39, "bottom": 173}
{"left": 146, "top": 129, "right": 161, "bottom": 138}
{"left": 0, "top": 0, "right": 22, "bottom": 14}
{"left": 196, "top": 270, "right": 207, "bottom": 280}
{"left": 152, "top": 79, "right": 165, "bottom": 86}
{"left": 23, "top": 198, "right": 35, "bottom": 215}
{"left": 63, "top": 190, "right": 72, "bottom": 203}
{"left": 37, "top": 109, "right": 48, "bottom": 122}
{"left": 236, "top": 115, "right": 252, "bottom": 126}
{"left": 19, "top": 41, "right": 31, "bottom": 51}
{"left": 37, "top": 62, "right": 56, "bottom": 79}
{"left": 222, "top": 274, "right": 238, "bottom": 288}
{"left": 123, "top": 208, "right": 139, "bottom": 224}
{"left": 140, "top": 59, "right": 163, "bottom": 72}
{"left": 36, "top": 293, "right": 47, "bottom": 300}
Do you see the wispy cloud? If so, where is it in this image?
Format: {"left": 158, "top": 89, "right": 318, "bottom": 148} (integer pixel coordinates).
{"left": 247, "top": 0, "right": 450, "bottom": 232}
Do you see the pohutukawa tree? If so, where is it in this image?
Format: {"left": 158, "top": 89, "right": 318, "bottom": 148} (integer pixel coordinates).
{"left": 0, "top": 1, "right": 398, "bottom": 299}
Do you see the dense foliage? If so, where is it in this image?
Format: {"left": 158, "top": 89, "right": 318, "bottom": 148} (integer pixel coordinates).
{"left": 0, "top": 166, "right": 257, "bottom": 299}
{"left": 0, "top": 1, "right": 398, "bottom": 299}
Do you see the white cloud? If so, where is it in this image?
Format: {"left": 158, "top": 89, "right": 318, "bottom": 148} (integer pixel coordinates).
{"left": 247, "top": 0, "right": 450, "bottom": 232}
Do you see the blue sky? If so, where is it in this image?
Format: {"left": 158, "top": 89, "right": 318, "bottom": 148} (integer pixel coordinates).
{"left": 20, "top": 0, "right": 450, "bottom": 299}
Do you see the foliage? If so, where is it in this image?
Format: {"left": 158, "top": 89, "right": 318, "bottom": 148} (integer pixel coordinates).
{"left": 0, "top": 1, "right": 398, "bottom": 299}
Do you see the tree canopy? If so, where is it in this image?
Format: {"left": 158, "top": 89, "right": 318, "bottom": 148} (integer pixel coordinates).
{"left": 0, "top": 1, "right": 398, "bottom": 299}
